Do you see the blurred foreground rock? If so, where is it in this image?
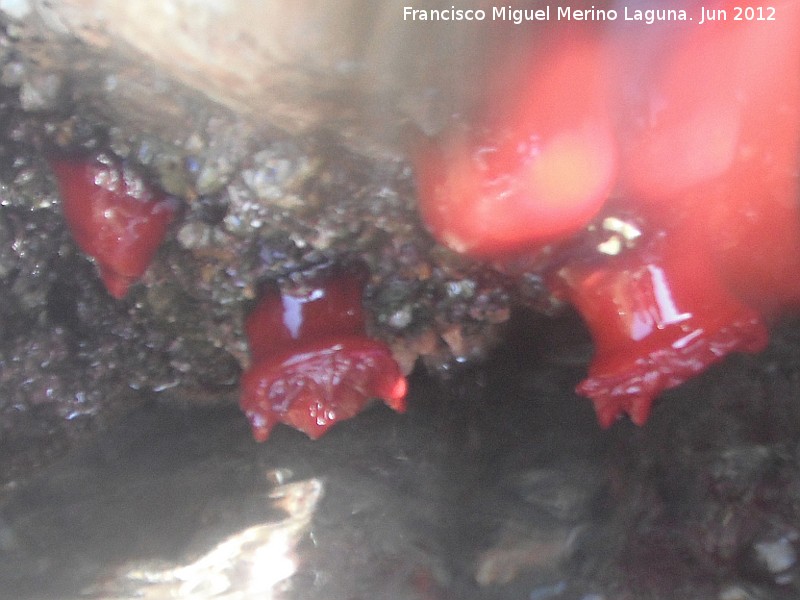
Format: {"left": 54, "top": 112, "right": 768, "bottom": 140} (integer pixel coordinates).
{"left": 1, "top": 0, "right": 495, "bottom": 156}
{"left": 4, "top": 316, "right": 800, "bottom": 599}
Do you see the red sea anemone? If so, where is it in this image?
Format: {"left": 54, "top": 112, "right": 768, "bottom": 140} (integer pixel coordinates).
{"left": 240, "top": 266, "right": 408, "bottom": 441}
{"left": 413, "top": 34, "right": 616, "bottom": 257}
{"left": 553, "top": 229, "right": 769, "bottom": 427}
{"left": 50, "top": 155, "right": 177, "bottom": 299}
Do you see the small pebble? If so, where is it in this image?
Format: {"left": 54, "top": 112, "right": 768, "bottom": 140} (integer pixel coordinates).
{"left": 753, "top": 536, "right": 796, "bottom": 575}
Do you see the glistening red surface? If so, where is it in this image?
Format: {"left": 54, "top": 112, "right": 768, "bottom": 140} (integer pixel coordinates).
{"left": 413, "top": 1, "right": 800, "bottom": 426}
{"left": 50, "top": 156, "right": 177, "bottom": 299}
{"left": 414, "top": 35, "right": 616, "bottom": 256}
{"left": 52, "top": 153, "right": 407, "bottom": 440}
{"left": 240, "top": 267, "right": 408, "bottom": 441}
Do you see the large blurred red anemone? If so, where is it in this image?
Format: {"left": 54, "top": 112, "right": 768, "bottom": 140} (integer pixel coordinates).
{"left": 414, "top": 36, "right": 616, "bottom": 257}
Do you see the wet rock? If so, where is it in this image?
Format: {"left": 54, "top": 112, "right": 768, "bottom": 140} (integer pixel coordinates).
{"left": 176, "top": 221, "right": 212, "bottom": 251}
{"left": 474, "top": 526, "right": 582, "bottom": 586}
{"left": 18, "top": 72, "right": 60, "bottom": 111}
{"left": 741, "top": 530, "right": 799, "bottom": 587}
{"left": 753, "top": 536, "right": 797, "bottom": 579}
{"left": 511, "top": 463, "right": 605, "bottom": 523}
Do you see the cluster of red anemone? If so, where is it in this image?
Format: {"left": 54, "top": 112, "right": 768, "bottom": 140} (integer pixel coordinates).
{"left": 50, "top": 155, "right": 407, "bottom": 441}
{"left": 413, "top": 1, "right": 800, "bottom": 426}
{"left": 50, "top": 0, "right": 800, "bottom": 435}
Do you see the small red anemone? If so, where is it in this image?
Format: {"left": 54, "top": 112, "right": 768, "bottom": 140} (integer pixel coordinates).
{"left": 240, "top": 267, "right": 408, "bottom": 441}
{"left": 50, "top": 156, "right": 177, "bottom": 299}
{"left": 554, "top": 230, "right": 769, "bottom": 427}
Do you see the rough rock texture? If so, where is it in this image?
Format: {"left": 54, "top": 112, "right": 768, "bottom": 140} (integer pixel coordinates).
{"left": 0, "top": 8, "right": 531, "bottom": 484}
